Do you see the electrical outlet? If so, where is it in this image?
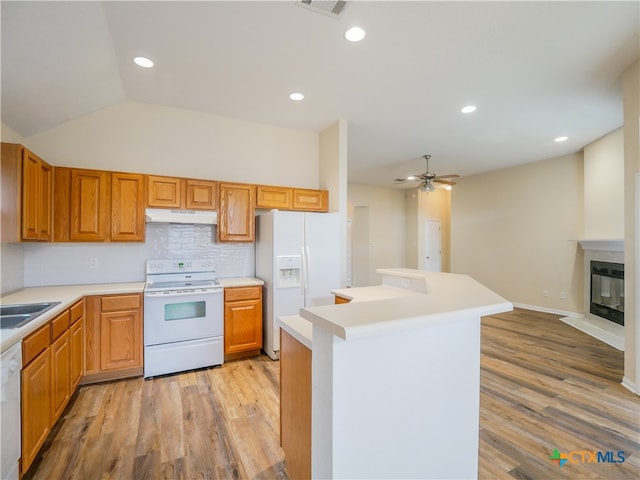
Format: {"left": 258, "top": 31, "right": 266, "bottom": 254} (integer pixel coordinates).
{"left": 89, "top": 258, "right": 99, "bottom": 269}
{"left": 560, "top": 291, "right": 566, "bottom": 300}
{"left": 543, "top": 289, "right": 548, "bottom": 298}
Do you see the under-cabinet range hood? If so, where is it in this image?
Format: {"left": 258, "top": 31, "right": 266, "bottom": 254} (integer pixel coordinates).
{"left": 145, "top": 208, "right": 217, "bottom": 225}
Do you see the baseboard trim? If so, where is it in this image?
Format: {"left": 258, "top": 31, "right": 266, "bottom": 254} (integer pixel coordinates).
{"left": 511, "top": 303, "right": 582, "bottom": 318}
{"left": 621, "top": 376, "right": 639, "bottom": 396}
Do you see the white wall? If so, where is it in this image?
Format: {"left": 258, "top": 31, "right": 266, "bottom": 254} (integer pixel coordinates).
{"left": 451, "top": 153, "right": 584, "bottom": 314}
{"left": 583, "top": 127, "right": 624, "bottom": 238}
{"left": 347, "top": 184, "right": 406, "bottom": 286}
{"left": 320, "top": 120, "right": 348, "bottom": 287}
{"left": 24, "top": 100, "right": 319, "bottom": 188}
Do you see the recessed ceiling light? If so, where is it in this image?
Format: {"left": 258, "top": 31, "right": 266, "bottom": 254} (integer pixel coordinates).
{"left": 133, "top": 56, "right": 154, "bottom": 68}
{"left": 554, "top": 136, "right": 568, "bottom": 142}
{"left": 444, "top": 185, "right": 452, "bottom": 191}
{"left": 345, "top": 26, "right": 366, "bottom": 42}
{"left": 461, "top": 105, "right": 477, "bottom": 114}
{"left": 289, "top": 92, "right": 304, "bottom": 101}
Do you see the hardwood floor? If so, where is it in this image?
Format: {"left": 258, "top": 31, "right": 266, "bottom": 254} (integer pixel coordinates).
{"left": 479, "top": 309, "right": 639, "bottom": 479}
{"left": 25, "top": 308, "right": 639, "bottom": 479}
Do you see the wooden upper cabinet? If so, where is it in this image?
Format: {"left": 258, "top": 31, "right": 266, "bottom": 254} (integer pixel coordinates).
{"left": 55, "top": 168, "right": 145, "bottom": 242}
{"left": 185, "top": 179, "right": 217, "bottom": 210}
{"left": 256, "top": 185, "right": 292, "bottom": 209}
{"left": 0, "top": 143, "right": 52, "bottom": 242}
{"left": 218, "top": 182, "right": 255, "bottom": 242}
{"left": 70, "top": 169, "right": 110, "bottom": 242}
{"left": 111, "top": 172, "right": 145, "bottom": 241}
{"left": 147, "top": 175, "right": 183, "bottom": 208}
{"left": 292, "top": 188, "right": 328, "bottom": 212}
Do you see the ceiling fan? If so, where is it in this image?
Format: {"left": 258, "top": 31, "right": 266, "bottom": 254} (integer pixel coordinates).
{"left": 394, "top": 155, "right": 460, "bottom": 192}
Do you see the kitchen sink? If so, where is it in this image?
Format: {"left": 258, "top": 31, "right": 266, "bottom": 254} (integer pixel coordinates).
{"left": 0, "top": 302, "right": 61, "bottom": 329}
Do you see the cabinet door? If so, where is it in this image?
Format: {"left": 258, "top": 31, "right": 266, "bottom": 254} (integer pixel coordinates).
{"left": 185, "top": 179, "right": 217, "bottom": 210}
{"left": 218, "top": 183, "right": 255, "bottom": 242}
{"left": 50, "top": 331, "right": 71, "bottom": 423}
{"left": 22, "top": 149, "right": 52, "bottom": 240}
{"left": 224, "top": 298, "right": 262, "bottom": 354}
{"left": 292, "top": 188, "right": 328, "bottom": 212}
{"left": 21, "top": 350, "right": 51, "bottom": 473}
{"left": 100, "top": 309, "right": 142, "bottom": 371}
{"left": 256, "top": 185, "right": 292, "bottom": 209}
{"left": 70, "top": 169, "right": 110, "bottom": 241}
{"left": 147, "top": 175, "right": 183, "bottom": 208}
{"left": 111, "top": 172, "right": 145, "bottom": 241}
{"left": 69, "top": 317, "right": 84, "bottom": 391}
{"left": 38, "top": 160, "right": 53, "bottom": 240}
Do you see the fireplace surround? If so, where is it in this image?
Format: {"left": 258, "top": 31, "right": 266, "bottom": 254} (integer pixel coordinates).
{"left": 561, "top": 239, "right": 626, "bottom": 351}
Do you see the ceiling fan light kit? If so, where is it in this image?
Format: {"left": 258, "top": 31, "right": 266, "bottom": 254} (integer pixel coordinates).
{"left": 394, "top": 154, "right": 460, "bottom": 191}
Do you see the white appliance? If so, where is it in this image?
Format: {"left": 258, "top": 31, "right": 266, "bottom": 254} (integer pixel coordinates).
{"left": 1, "top": 342, "right": 21, "bottom": 480}
{"left": 256, "top": 210, "right": 341, "bottom": 359}
{"left": 144, "top": 258, "right": 224, "bottom": 378}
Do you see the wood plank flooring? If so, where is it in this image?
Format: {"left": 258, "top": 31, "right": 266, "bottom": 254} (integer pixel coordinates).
{"left": 25, "top": 308, "right": 639, "bottom": 479}
{"left": 479, "top": 309, "right": 639, "bottom": 480}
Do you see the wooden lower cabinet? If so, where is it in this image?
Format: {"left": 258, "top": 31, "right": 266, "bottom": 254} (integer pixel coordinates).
{"left": 224, "top": 286, "right": 262, "bottom": 360}
{"left": 50, "top": 330, "right": 71, "bottom": 423}
{"left": 21, "top": 348, "right": 51, "bottom": 473}
{"left": 69, "top": 317, "right": 83, "bottom": 391}
{"left": 280, "top": 329, "right": 312, "bottom": 480}
{"left": 20, "top": 300, "right": 84, "bottom": 475}
{"left": 83, "top": 293, "right": 143, "bottom": 383}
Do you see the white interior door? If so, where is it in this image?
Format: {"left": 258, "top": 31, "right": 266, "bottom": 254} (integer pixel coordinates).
{"left": 424, "top": 220, "right": 442, "bottom": 272}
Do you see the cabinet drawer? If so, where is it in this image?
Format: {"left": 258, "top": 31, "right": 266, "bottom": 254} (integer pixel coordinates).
{"left": 50, "top": 310, "right": 70, "bottom": 341}
{"left": 224, "top": 286, "right": 261, "bottom": 302}
{"left": 70, "top": 299, "right": 84, "bottom": 324}
{"left": 23, "top": 323, "right": 51, "bottom": 366}
{"left": 101, "top": 294, "right": 140, "bottom": 312}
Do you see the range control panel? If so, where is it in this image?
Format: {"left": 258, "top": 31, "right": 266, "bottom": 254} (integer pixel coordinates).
{"left": 146, "top": 258, "right": 216, "bottom": 275}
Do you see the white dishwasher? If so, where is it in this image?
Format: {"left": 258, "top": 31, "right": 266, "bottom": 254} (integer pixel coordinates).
{"left": 1, "top": 342, "right": 21, "bottom": 480}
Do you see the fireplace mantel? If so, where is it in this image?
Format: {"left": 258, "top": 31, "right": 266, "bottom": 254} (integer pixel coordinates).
{"left": 577, "top": 239, "right": 624, "bottom": 252}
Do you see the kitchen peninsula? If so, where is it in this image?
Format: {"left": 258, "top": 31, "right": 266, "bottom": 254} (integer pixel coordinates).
{"left": 279, "top": 268, "right": 512, "bottom": 480}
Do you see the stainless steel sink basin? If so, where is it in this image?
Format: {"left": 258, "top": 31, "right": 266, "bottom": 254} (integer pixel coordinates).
{"left": 0, "top": 302, "right": 61, "bottom": 329}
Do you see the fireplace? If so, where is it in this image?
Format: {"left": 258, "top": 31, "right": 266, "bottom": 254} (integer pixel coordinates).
{"left": 590, "top": 261, "right": 624, "bottom": 326}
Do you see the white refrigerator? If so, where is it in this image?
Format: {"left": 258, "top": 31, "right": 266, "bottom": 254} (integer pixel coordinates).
{"left": 256, "top": 210, "right": 341, "bottom": 359}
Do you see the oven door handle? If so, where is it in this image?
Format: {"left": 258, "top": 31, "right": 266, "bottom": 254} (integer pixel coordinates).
{"left": 144, "top": 289, "right": 222, "bottom": 299}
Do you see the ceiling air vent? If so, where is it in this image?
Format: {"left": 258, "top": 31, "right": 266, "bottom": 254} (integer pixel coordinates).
{"left": 296, "top": 0, "right": 348, "bottom": 18}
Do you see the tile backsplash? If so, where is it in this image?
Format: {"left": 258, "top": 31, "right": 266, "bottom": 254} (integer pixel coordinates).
{"left": 147, "top": 224, "right": 254, "bottom": 278}
{"left": 21, "top": 224, "right": 254, "bottom": 287}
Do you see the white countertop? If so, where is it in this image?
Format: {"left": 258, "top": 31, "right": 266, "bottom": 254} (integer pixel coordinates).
{"left": 217, "top": 277, "right": 264, "bottom": 287}
{"left": 279, "top": 315, "right": 312, "bottom": 350}
{"left": 301, "top": 271, "right": 512, "bottom": 341}
{"left": 1, "top": 282, "right": 144, "bottom": 352}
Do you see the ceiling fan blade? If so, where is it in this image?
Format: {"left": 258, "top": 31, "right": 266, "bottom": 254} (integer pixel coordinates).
{"left": 435, "top": 174, "right": 460, "bottom": 179}
{"left": 434, "top": 178, "right": 457, "bottom": 186}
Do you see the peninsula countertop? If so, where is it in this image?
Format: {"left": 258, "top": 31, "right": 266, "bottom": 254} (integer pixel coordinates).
{"left": 300, "top": 270, "right": 512, "bottom": 342}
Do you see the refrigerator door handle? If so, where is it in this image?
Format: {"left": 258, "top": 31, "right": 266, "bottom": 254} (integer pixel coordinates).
{"left": 305, "top": 245, "right": 310, "bottom": 294}
{"left": 301, "top": 246, "right": 307, "bottom": 295}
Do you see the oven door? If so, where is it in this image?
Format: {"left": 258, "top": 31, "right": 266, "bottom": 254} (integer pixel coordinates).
{"left": 144, "top": 289, "right": 223, "bottom": 346}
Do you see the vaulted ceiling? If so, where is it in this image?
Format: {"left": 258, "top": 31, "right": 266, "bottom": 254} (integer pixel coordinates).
{"left": 2, "top": 1, "right": 638, "bottom": 186}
